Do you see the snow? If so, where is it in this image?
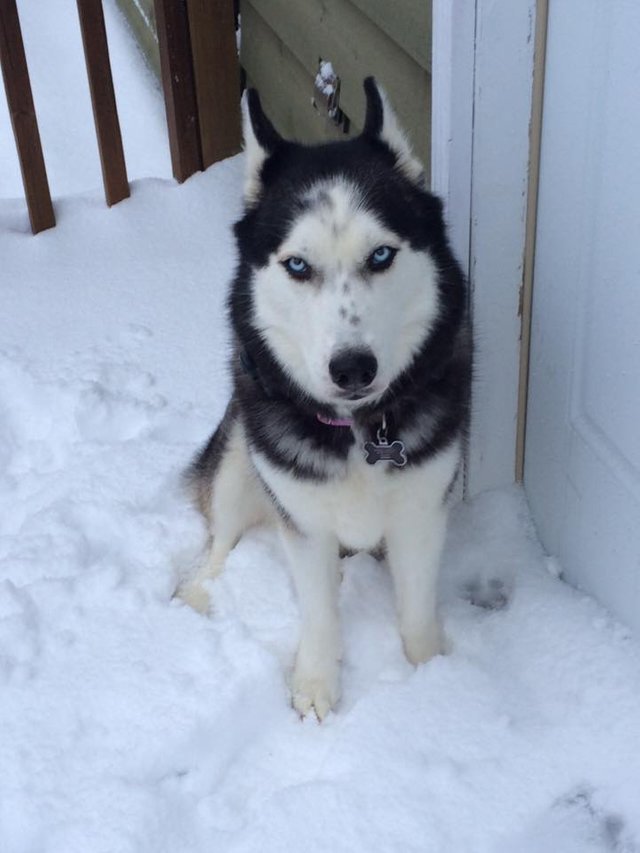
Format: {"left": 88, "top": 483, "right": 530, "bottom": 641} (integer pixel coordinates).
{"left": 2, "top": 7, "right": 640, "bottom": 853}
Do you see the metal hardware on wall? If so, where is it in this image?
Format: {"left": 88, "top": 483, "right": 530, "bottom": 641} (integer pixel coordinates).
{"left": 313, "top": 59, "right": 350, "bottom": 133}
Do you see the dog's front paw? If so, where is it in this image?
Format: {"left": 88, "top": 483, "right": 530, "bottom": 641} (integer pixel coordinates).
{"left": 402, "top": 621, "right": 441, "bottom": 666}
{"left": 174, "top": 581, "right": 211, "bottom": 615}
{"left": 291, "top": 662, "right": 340, "bottom": 721}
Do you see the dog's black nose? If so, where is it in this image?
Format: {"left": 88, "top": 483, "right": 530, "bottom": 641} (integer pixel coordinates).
{"left": 329, "top": 348, "right": 378, "bottom": 393}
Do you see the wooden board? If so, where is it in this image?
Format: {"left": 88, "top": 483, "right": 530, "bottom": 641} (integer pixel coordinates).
{"left": 349, "top": 0, "right": 431, "bottom": 71}
{"left": 77, "top": 0, "right": 130, "bottom": 206}
{"left": 0, "top": 0, "right": 55, "bottom": 233}
{"left": 186, "top": 0, "right": 242, "bottom": 167}
{"left": 153, "top": 0, "right": 202, "bottom": 181}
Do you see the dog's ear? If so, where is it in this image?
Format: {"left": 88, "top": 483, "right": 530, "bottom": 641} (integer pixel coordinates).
{"left": 242, "top": 89, "right": 283, "bottom": 204}
{"left": 362, "top": 77, "right": 425, "bottom": 185}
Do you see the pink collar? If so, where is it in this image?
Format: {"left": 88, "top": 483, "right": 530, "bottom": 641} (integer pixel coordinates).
{"left": 317, "top": 412, "right": 354, "bottom": 428}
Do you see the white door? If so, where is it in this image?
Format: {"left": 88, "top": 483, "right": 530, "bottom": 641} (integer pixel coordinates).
{"left": 525, "top": 0, "right": 640, "bottom": 630}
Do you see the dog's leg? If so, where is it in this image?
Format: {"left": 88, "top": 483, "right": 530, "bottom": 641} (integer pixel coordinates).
{"left": 281, "top": 527, "right": 341, "bottom": 720}
{"left": 178, "top": 422, "right": 268, "bottom": 613}
{"left": 385, "top": 490, "right": 449, "bottom": 666}
{"left": 177, "top": 537, "right": 236, "bottom": 615}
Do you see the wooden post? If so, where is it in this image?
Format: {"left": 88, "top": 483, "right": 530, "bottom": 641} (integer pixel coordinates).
{"left": 186, "top": 0, "right": 242, "bottom": 168}
{"left": 0, "top": 0, "right": 55, "bottom": 233}
{"left": 153, "top": 0, "right": 202, "bottom": 182}
{"left": 76, "top": 0, "right": 130, "bottom": 206}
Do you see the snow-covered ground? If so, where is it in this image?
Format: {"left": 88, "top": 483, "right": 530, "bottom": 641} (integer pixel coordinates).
{"left": 2, "top": 6, "right": 640, "bottom": 853}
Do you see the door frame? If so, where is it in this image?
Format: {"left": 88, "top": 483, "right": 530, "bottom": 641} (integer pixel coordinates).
{"left": 431, "top": 0, "right": 546, "bottom": 496}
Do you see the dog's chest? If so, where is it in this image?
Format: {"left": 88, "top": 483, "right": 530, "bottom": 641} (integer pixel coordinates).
{"left": 254, "top": 443, "right": 399, "bottom": 550}
{"left": 316, "top": 451, "right": 393, "bottom": 549}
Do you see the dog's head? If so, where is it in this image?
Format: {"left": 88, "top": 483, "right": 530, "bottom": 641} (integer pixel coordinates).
{"left": 231, "top": 78, "right": 454, "bottom": 414}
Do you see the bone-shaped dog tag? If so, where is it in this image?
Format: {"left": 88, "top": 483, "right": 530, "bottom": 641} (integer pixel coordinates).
{"left": 364, "top": 438, "right": 407, "bottom": 467}
{"left": 364, "top": 414, "right": 407, "bottom": 467}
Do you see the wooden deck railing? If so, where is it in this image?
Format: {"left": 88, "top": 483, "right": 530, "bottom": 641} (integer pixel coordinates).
{"left": 0, "top": 0, "right": 241, "bottom": 234}
{"left": 0, "top": 0, "right": 55, "bottom": 233}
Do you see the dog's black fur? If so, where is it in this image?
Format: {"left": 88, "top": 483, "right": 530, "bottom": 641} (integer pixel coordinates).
{"left": 190, "top": 78, "right": 472, "bottom": 485}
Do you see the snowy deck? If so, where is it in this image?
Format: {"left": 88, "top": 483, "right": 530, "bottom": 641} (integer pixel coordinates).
{"left": 2, "top": 162, "right": 640, "bottom": 853}
{"left": 1, "top": 4, "right": 640, "bottom": 851}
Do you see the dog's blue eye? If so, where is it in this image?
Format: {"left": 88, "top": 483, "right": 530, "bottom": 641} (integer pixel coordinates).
{"left": 282, "top": 257, "right": 311, "bottom": 280}
{"left": 368, "top": 245, "right": 397, "bottom": 271}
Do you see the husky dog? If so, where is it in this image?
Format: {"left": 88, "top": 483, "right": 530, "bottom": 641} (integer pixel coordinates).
{"left": 180, "top": 78, "right": 472, "bottom": 719}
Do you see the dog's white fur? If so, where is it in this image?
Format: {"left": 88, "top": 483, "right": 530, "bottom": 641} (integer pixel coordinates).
{"left": 180, "top": 89, "right": 461, "bottom": 719}
{"left": 181, "top": 415, "right": 459, "bottom": 720}
{"left": 375, "top": 87, "right": 425, "bottom": 185}
{"left": 241, "top": 95, "right": 269, "bottom": 205}
{"left": 252, "top": 180, "right": 440, "bottom": 413}
{"left": 254, "top": 436, "right": 459, "bottom": 717}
